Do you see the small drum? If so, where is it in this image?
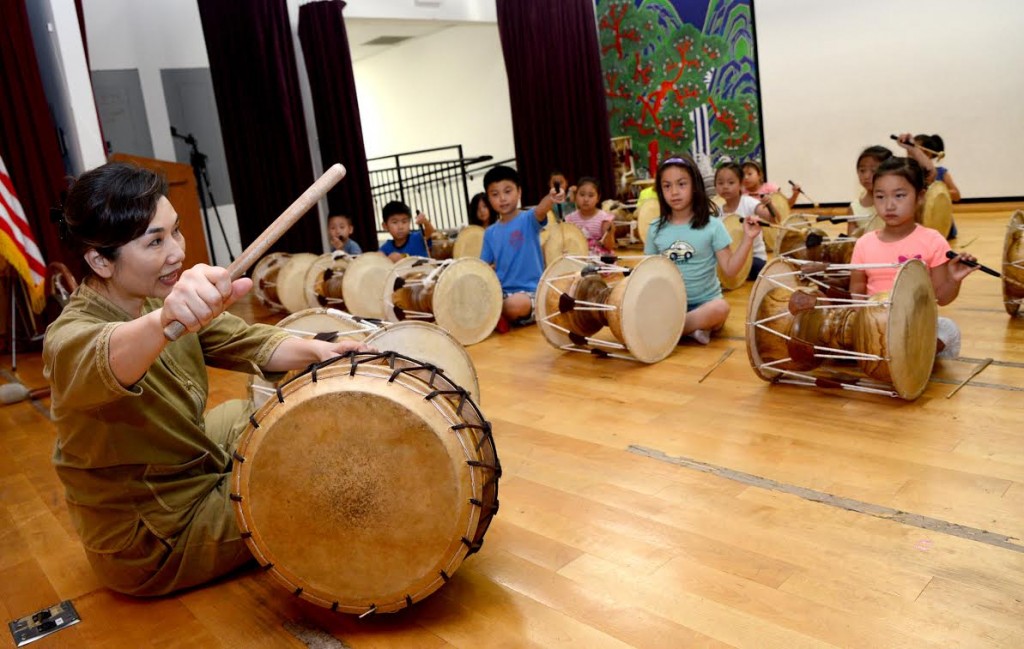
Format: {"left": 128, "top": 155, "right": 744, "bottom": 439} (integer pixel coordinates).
{"left": 233, "top": 351, "right": 499, "bottom": 614}
{"left": 251, "top": 252, "right": 291, "bottom": 312}
{"left": 382, "top": 257, "right": 503, "bottom": 346}
{"left": 248, "top": 308, "right": 379, "bottom": 410}
{"left": 746, "top": 257, "right": 937, "bottom": 400}
{"left": 760, "top": 192, "right": 790, "bottom": 252}
{"left": 851, "top": 212, "right": 884, "bottom": 238}
{"left": 276, "top": 253, "right": 320, "bottom": 314}
{"left": 922, "top": 181, "right": 953, "bottom": 238}
{"left": 429, "top": 229, "right": 459, "bottom": 260}
{"left": 541, "top": 221, "right": 589, "bottom": 267}
{"left": 340, "top": 252, "right": 394, "bottom": 319}
{"left": 303, "top": 252, "right": 351, "bottom": 311}
{"left": 717, "top": 214, "right": 753, "bottom": 291}
{"left": 634, "top": 198, "right": 660, "bottom": 245}
{"left": 536, "top": 255, "right": 686, "bottom": 363}
{"left": 452, "top": 225, "right": 485, "bottom": 259}
{"left": 364, "top": 320, "right": 481, "bottom": 404}
{"left": 1003, "top": 210, "right": 1024, "bottom": 316}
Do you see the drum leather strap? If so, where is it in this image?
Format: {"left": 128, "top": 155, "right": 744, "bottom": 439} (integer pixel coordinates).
{"left": 788, "top": 291, "right": 818, "bottom": 314}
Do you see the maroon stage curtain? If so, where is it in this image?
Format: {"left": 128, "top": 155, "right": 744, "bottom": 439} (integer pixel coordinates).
{"left": 0, "top": 0, "right": 82, "bottom": 278}
{"left": 197, "top": 0, "right": 320, "bottom": 255}
{"left": 298, "top": 0, "right": 377, "bottom": 252}
{"left": 495, "top": 0, "right": 615, "bottom": 203}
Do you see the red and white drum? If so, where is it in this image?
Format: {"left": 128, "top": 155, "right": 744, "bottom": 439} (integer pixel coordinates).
{"left": 381, "top": 257, "right": 502, "bottom": 346}
{"left": 233, "top": 351, "right": 499, "bottom": 615}
{"left": 746, "top": 257, "right": 937, "bottom": 400}
{"left": 536, "top": 255, "right": 686, "bottom": 363}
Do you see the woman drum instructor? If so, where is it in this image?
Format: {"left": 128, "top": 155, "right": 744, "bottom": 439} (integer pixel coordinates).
{"left": 43, "top": 162, "right": 365, "bottom": 596}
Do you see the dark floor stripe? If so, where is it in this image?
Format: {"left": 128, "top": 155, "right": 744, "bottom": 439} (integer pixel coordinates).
{"left": 628, "top": 445, "right": 1024, "bottom": 554}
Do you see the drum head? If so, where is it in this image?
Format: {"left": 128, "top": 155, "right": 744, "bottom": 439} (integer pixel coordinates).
{"left": 364, "top": 321, "right": 481, "bottom": 404}
{"left": 277, "top": 253, "right": 319, "bottom": 314}
{"left": 248, "top": 308, "right": 376, "bottom": 410}
{"left": 303, "top": 252, "right": 350, "bottom": 311}
{"left": 233, "top": 355, "right": 497, "bottom": 614}
{"left": 717, "top": 214, "right": 752, "bottom": 291}
{"left": 341, "top": 253, "right": 393, "bottom": 318}
{"left": 536, "top": 256, "right": 586, "bottom": 351}
{"left": 634, "top": 198, "right": 660, "bottom": 244}
{"left": 542, "top": 222, "right": 589, "bottom": 267}
{"left": 251, "top": 252, "right": 291, "bottom": 311}
{"left": 1003, "top": 210, "right": 1024, "bottom": 316}
{"left": 452, "top": 225, "right": 485, "bottom": 259}
{"left": 433, "top": 258, "right": 503, "bottom": 345}
{"left": 612, "top": 255, "right": 686, "bottom": 363}
{"left": 853, "top": 213, "right": 884, "bottom": 237}
{"left": 880, "top": 260, "right": 937, "bottom": 400}
{"left": 922, "top": 182, "right": 953, "bottom": 238}
{"left": 745, "top": 257, "right": 802, "bottom": 381}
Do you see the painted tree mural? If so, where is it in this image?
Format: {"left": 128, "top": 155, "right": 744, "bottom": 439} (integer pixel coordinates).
{"left": 597, "top": 0, "right": 762, "bottom": 176}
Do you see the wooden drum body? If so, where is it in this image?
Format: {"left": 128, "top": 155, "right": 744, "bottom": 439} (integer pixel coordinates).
{"left": 717, "top": 214, "right": 753, "bottom": 291}
{"left": 382, "top": 257, "right": 502, "bottom": 346}
{"left": 536, "top": 255, "right": 686, "bottom": 363}
{"left": 251, "top": 252, "right": 291, "bottom": 312}
{"left": 775, "top": 214, "right": 857, "bottom": 266}
{"left": 1004, "top": 209, "right": 1024, "bottom": 316}
{"left": 341, "top": 252, "right": 394, "bottom": 319}
{"left": 746, "top": 258, "right": 937, "bottom": 400}
{"left": 233, "top": 352, "right": 499, "bottom": 615}
{"left": 302, "top": 252, "right": 351, "bottom": 311}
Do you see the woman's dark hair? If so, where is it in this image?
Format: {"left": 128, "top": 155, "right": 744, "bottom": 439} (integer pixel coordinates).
{"left": 873, "top": 156, "right": 927, "bottom": 194}
{"left": 913, "top": 133, "right": 945, "bottom": 155}
{"left": 63, "top": 162, "right": 168, "bottom": 260}
{"left": 468, "top": 192, "right": 493, "bottom": 227}
{"left": 856, "top": 145, "right": 893, "bottom": 168}
{"left": 740, "top": 160, "right": 764, "bottom": 180}
{"left": 655, "top": 155, "right": 714, "bottom": 232}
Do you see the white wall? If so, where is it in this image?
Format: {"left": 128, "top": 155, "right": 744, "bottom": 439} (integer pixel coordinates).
{"left": 756, "top": 0, "right": 1024, "bottom": 203}
{"left": 353, "top": 23, "right": 515, "bottom": 170}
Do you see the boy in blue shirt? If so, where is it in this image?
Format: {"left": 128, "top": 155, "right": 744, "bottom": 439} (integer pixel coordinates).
{"left": 480, "top": 166, "right": 565, "bottom": 329}
{"left": 379, "top": 201, "right": 434, "bottom": 260}
{"left": 327, "top": 213, "right": 362, "bottom": 255}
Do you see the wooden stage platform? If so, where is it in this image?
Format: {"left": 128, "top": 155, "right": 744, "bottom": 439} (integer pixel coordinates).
{"left": 1, "top": 205, "right": 1022, "bottom": 648}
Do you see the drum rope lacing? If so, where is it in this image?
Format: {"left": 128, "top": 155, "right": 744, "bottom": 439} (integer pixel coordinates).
{"left": 383, "top": 259, "right": 455, "bottom": 320}
{"left": 231, "top": 350, "right": 500, "bottom": 615}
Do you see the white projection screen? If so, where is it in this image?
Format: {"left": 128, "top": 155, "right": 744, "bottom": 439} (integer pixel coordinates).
{"left": 753, "top": 0, "right": 1024, "bottom": 203}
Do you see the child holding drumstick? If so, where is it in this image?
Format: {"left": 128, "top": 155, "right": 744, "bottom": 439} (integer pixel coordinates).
{"left": 849, "top": 150, "right": 976, "bottom": 358}
{"left": 644, "top": 155, "right": 760, "bottom": 344}
{"left": 714, "top": 162, "right": 770, "bottom": 280}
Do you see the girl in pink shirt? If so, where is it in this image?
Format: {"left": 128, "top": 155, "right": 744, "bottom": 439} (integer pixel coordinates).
{"left": 849, "top": 150, "right": 977, "bottom": 357}
{"left": 565, "top": 177, "right": 615, "bottom": 256}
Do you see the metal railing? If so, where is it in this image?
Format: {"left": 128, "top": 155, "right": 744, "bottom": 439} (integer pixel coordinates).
{"left": 368, "top": 146, "right": 513, "bottom": 233}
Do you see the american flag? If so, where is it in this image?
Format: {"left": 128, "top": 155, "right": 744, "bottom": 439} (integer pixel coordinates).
{"left": 0, "top": 155, "right": 46, "bottom": 312}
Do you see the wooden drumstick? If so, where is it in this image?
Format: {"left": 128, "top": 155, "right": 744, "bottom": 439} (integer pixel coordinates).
{"left": 889, "top": 134, "right": 943, "bottom": 159}
{"left": 752, "top": 218, "right": 805, "bottom": 234}
{"left": 163, "top": 163, "right": 347, "bottom": 341}
{"left": 945, "top": 357, "right": 993, "bottom": 399}
{"left": 945, "top": 250, "right": 1001, "bottom": 278}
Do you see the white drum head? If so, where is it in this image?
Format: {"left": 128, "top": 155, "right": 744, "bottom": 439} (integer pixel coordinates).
{"left": 453, "top": 225, "right": 485, "bottom": 259}
{"left": 364, "top": 321, "right": 481, "bottom": 404}
{"left": 612, "top": 255, "right": 686, "bottom": 363}
{"left": 1003, "top": 210, "right": 1024, "bottom": 316}
{"left": 922, "top": 182, "right": 953, "bottom": 238}
{"left": 882, "top": 260, "right": 937, "bottom": 400}
{"left": 277, "top": 253, "right": 319, "bottom": 314}
{"left": 717, "top": 214, "right": 752, "bottom": 291}
{"left": 535, "top": 256, "right": 586, "bottom": 351}
{"left": 433, "top": 258, "right": 503, "bottom": 345}
{"left": 634, "top": 198, "right": 660, "bottom": 244}
{"left": 341, "top": 252, "right": 394, "bottom": 319}
{"left": 542, "top": 222, "right": 589, "bottom": 268}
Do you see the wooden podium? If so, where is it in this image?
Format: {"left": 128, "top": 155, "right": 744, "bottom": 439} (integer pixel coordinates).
{"left": 109, "top": 153, "right": 212, "bottom": 269}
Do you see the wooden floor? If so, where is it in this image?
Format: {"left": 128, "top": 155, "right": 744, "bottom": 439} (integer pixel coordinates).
{"left": 2, "top": 205, "right": 1023, "bottom": 648}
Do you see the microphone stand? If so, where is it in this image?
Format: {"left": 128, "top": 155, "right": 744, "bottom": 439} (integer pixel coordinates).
{"left": 171, "top": 127, "right": 236, "bottom": 264}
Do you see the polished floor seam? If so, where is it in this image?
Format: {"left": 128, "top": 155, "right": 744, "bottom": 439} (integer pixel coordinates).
{"left": 628, "top": 444, "right": 1024, "bottom": 554}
